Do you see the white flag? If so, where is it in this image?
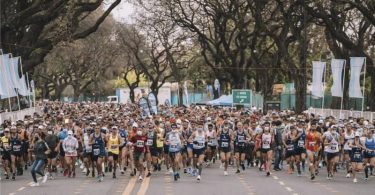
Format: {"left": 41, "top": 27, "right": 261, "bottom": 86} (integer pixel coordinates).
{"left": 348, "top": 57, "right": 365, "bottom": 98}
{"left": 183, "top": 81, "right": 189, "bottom": 105}
{"left": 18, "top": 74, "right": 29, "bottom": 96}
{"left": 311, "top": 61, "right": 326, "bottom": 97}
{"left": 10, "top": 57, "right": 22, "bottom": 89}
{"left": 331, "top": 59, "right": 345, "bottom": 97}
{"left": 0, "top": 54, "right": 17, "bottom": 98}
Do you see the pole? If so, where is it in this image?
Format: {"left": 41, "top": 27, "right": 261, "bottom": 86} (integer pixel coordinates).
{"left": 361, "top": 57, "right": 367, "bottom": 115}
{"left": 340, "top": 60, "right": 346, "bottom": 119}
{"left": 0, "top": 51, "right": 13, "bottom": 112}
{"left": 26, "top": 72, "right": 32, "bottom": 108}
{"left": 321, "top": 62, "right": 327, "bottom": 112}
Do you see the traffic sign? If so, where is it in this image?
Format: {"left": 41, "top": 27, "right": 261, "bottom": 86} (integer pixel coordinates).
{"left": 232, "top": 89, "right": 251, "bottom": 105}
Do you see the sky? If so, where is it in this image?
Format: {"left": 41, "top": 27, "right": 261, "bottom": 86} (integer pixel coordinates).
{"left": 107, "top": 1, "right": 135, "bottom": 23}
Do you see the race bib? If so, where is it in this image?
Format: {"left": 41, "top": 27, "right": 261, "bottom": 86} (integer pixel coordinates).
{"left": 146, "top": 139, "right": 153, "bottom": 146}
{"left": 13, "top": 145, "right": 21, "bottom": 152}
{"left": 208, "top": 140, "right": 213, "bottom": 145}
{"left": 85, "top": 147, "right": 92, "bottom": 153}
{"left": 136, "top": 140, "right": 144, "bottom": 148}
{"left": 330, "top": 143, "right": 338, "bottom": 151}
{"left": 238, "top": 136, "right": 245, "bottom": 143}
{"left": 93, "top": 148, "right": 100, "bottom": 156}
{"left": 262, "top": 141, "right": 270, "bottom": 148}
{"left": 170, "top": 144, "right": 177, "bottom": 149}
{"left": 111, "top": 145, "right": 118, "bottom": 150}
{"left": 287, "top": 145, "right": 294, "bottom": 151}
{"left": 298, "top": 140, "right": 305, "bottom": 147}
{"left": 354, "top": 153, "right": 361, "bottom": 159}
{"left": 221, "top": 142, "right": 229, "bottom": 148}
{"left": 309, "top": 142, "right": 316, "bottom": 147}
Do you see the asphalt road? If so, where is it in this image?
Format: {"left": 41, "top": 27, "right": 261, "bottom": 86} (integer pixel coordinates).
{"left": 1, "top": 162, "right": 374, "bottom": 195}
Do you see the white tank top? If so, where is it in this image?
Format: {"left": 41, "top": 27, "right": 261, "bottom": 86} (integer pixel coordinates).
{"left": 83, "top": 133, "right": 92, "bottom": 151}
{"left": 261, "top": 133, "right": 272, "bottom": 149}
{"left": 343, "top": 131, "right": 354, "bottom": 151}
{"left": 193, "top": 132, "right": 206, "bottom": 149}
{"left": 326, "top": 132, "right": 339, "bottom": 153}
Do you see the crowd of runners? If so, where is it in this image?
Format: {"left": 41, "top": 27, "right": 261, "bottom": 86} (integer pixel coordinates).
{"left": 0, "top": 102, "right": 375, "bottom": 187}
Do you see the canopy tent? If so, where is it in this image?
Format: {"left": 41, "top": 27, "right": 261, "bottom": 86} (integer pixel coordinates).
{"left": 207, "top": 95, "right": 232, "bottom": 106}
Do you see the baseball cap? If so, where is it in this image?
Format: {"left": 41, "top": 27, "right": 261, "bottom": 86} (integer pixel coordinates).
{"left": 354, "top": 132, "right": 360, "bottom": 137}
{"left": 68, "top": 130, "right": 73, "bottom": 135}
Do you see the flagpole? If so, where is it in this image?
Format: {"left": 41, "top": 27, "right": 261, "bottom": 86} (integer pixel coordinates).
{"left": 26, "top": 72, "right": 32, "bottom": 108}
{"left": 361, "top": 57, "right": 367, "bottom": 116}
{"left": 321, "top": 62, "right": 327, "bottom": 112}
{"left": 340, "top": 60, "right": 346, "bottom": 119}
{"left": 1, "top": 52, "right": 13, "bottom": 112}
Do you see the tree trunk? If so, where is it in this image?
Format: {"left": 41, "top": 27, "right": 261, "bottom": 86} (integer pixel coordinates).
{"left": 295, "top": 72, "right": 306, "bottom": 113}
{"left": 129, "top": 86, "right": 136, "bottom": 103}
{"left": 178, "top": 82, "right": 184, "bottom": 106}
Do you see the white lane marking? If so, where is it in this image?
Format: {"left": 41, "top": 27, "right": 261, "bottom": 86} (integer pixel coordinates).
{"left": 279, "top": 181, "right": 285, "bottom": 186}
{"left": 285, "top": 187, "right": 293, "bottom": 192}
{"left": 17, "top": 187, "right": 25, "bottom": 191}
{"left": 293, "top": 193, "right": 299, "bottom": 195}
{"left": 9, "top": 193, "right": 16, "bottom": 195}
{"left": 273, "top": 176, "right": 279, "bottom": 180}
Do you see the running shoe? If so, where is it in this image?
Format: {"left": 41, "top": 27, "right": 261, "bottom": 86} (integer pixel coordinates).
{"left": 236, "top": 169, "right": 240, "bottom": 174}
{"left": 311, "top": 174, "right": 315, "bottom": 180}
{"left": 146, "top": 172, "right": 151, "bottom": 177}
{"left": 138, "top": 175, "right": 143, "bottom": 181}
{"left": 346, "top": 173, "right": 351, "bottom": 178}
{"left": 42, "top": 174, "right": 48, "bottom": 183}
{"left": 241, "top": 163, "right": 245, "bottom": 171}
{"left": 224, "top": 171, "right": 228, "bottom": 176}
{"left": 353, "top": 178, "right": 357, "bottom": 183}
{"left": 266, "top": 172, "right": 270, "bottom": 177}
{"left": 30, "top": 182, "right": 39, "bottom": 187}
{"left": 197, "top": 175, "right": 201, "bottom": 182}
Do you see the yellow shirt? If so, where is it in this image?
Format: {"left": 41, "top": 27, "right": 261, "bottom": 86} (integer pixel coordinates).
{"left": 1, "top": 136, "right": 10, "bottom": 151}
{"left": 107, "top": 135, "right": 120, "bottom": 155}
{"left": 156, "top": 127, "right": 164, "bottom": 148}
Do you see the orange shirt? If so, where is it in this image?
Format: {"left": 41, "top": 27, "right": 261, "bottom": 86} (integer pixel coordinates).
{"left": 306, "top": 131, "right": 320, "bottom": 151}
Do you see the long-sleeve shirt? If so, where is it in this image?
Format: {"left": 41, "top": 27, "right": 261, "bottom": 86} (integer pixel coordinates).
{"left": 63, "top": 136, "right": 79, "bottom": 156}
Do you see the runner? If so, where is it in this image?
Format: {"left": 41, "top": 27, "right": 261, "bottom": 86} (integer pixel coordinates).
{"left": 306, "top": 122, "right": 322, "bottom": 180}
{"left": 283, "top": 126, "right": 296, "bottom": 174}
{"left": 294, "top": 121, "right": 307, "bottom": 176}
{"left": 349, "top": 132, "right": 364, "bottom": 183}
{"left": 260, "top": 122, "right": 274, "bottom": 176}
{"left": 90, "top": 124, "right": 106, "bottom": 182}
{"left": 234, "top": 122, "right": 250, "bottom": 173}
{"left": 45, "top": 127, "right": 59, "bottom": 180}
{"left": 62, "top": 130, "right": 79, "bottom": 178}
{"left": 30, "top": 132, "right": 50, "bottom": 187}
{"left": 130, "top": 124, "right": 147, "bottom": 181}
{"left": 218, "top": 121, "right": 234, "bottom": 176}
{"left": 189, "top": 122, "right": 207, "bottom": 182}
{"left": 363, "top": 128, "right": 375, "bottom": 180}
{"left": 119, "top": 123, "right": 128, "bottom": 175}
{"left": 82, "top": 124, "right": 94, "bottom": 177}
{"left": 322, "top": 125, "right": 340, "bottom": 180}
{"left": 107, "top": 126, "right": 121, "bottom": 179}
{"left": 342, "top": 124, "right": 354, "bottom": 178}
{"left": 206, "top": 123, "right": 217, "bottom": 166}
{"left": 166, "top": 123, "right": 183, "bottom": 181}
{"left": 0, "top": 128, "right": 11, "bottom": 179}
{"left": 9, "top": 126, "right": 23, "bottom": 180}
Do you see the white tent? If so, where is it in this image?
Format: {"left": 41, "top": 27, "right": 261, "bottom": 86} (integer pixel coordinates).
{"left": 207, "top": 95, "right": 232, "bottom": 106}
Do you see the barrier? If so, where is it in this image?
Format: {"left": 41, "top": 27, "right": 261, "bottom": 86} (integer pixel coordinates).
{"left": 0, "top": 107, "right": 42, "bottom": 123}
{"left": 307, "top": 108, "right": 375, "bottom": 120}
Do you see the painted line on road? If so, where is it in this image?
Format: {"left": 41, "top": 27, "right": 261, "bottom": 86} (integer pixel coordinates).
{"left": 285, "top": 187, "right": 293, "bottom": 192}
{"left": 279, "top": 181, "right": 285, "bottom": 186}
{"left": 136, "top": 175, "right": 151, "bottom": 195}
{"left": 122, "top": 177, "right": 137, "bottom": 195}
{"left": 273, "top": 176, "right": 279, "bottom": 180}
{"left": 292, "top": 193, "right": 299, "bottom": 195}
{"left": 9, "top": 193, "right": 16, "bottom": 195}
{"left": 17, "top": 187, "right": 25, "bottom": 191}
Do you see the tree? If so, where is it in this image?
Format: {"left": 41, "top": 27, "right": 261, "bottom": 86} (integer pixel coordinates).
{"left": 0, "top": 0, "right": 122, "bottom": 72}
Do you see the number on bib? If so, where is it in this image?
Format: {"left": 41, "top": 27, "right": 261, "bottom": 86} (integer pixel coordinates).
{"left": 93, "top": 148, "right": 100, "bottom": 156}
{"left": 221, "top": 142, "right": 229, "bottom": 148}
{"left": 13, "top": 145, "right": 21, "bottom": 152}
{"left": 146, "top": 139, "right": 153, "bottom": 146}
{"left": 136, "top": 140, "right": 144, "bottom": 147}
{"left": 298, "top": 140, "right": 305, "bottom": 147}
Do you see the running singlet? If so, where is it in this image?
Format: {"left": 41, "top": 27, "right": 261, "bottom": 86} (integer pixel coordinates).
{"left": 207, "top": 130, "right": 217, "bottom": 146}
{"left": 351, "top": 145, "right": 363, "bottom": 162}
{"left": 92, "top": 133, "right": 105, "bottom": 156}
{"left": 146, "top": 131, "right": 156, "bottom": 147}
{"left": 1, "top": 136, "right": 10, "bottom": 151}
{"left": 343, "top": 131, "right": 354, "bottom": 151}
{"left": 10, "top": 135, "right": 22, "bottom": 154}
{"left": 133, "top": 136, "right": 147, "bottom": 153}
{"left": 286, "top": 134, "right": 294, "bottom": 152}
{"left": 119, "top": 129, "right": 128, "bottom": 147}
{"left": 193, "top": 133, "right": 205, "bottom": 149}
{"left": 219, "top": 130, "right": 230, "bottom": 148}
{"left": 83, "top": 133, "right": 92, "bottom": 153}
{"left": 306, "top": 131, "right": 319, "bottom": 152}
{"left": 261, "top": 133, "right": 272, "bottom": 149}
{"left": 326, "top": 132, "right": 339, "bottom": 153}
{"left": 295, "top": 130, "right": 306, "bottom": 149}
{"left": 168, "top": 132, "right": 181, "bottom": 153}
{"left": 235, "top": 131, "right": 246, "bottom": 147}
{"left": 365, "top": 138, "right": 375, "bottom": 157}
{"left": 108, "top": 135, "right": 120, "bottom": 155}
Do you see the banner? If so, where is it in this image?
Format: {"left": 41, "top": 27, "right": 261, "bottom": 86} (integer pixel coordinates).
{"left": 0, "top": 54, "right": 17, "bottom": 98}
{"left": 207, "top": 85, "right": 214, "bottom": 100}
{"left": 18, "top": 74, "right": 29, "bottom": 96}
{"left": 331, "top": 59, "right": 345, "bottom": 97}
{"left": 214, "top": 79, "right": 221, "bottom": 97}
{"left": 138, "top": 97, "right": 150, "bottom": 116}
{"left": 9, "top": 57, "right": 21, "bottom": 89}
{"left": 348, "top": 57, "right": 365, "bottom": 98}
{"left": 183, "top": 81, "right": 189, "bottom": 105}
{"left": 148, "top": 92, "right": 158, "bottom": 115}
{"left": 311, "top": 61, "right": 326, "bottom": 98}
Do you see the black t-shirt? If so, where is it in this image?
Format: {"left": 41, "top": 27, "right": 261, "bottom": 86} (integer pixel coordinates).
{"left": 45, "top": 135, "right": 59, "bottom": 149}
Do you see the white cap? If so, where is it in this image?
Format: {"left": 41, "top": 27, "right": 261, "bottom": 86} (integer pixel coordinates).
{"left": 132, "top": 123, "right": 138, "bottom": 128}
{"left": 38, "top": 125, "right": 44, "bottom": 129}
{"left": 10, "top": 126, "right": 17, "bottom": 130}
{"left": 206, "top": 117, "right": 212, "bottom": 121}
{"left": 355, "top": 131, "right": 360, "bottom": 137}
{"left": 318, "top": 120, "right": 324, "bottom": 124}
{"left": 68, "top": 130, "right": 73, "bottom": 135}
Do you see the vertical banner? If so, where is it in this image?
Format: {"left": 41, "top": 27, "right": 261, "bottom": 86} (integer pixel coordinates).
{"left": 331, "top": 59, "right": 345, "bottom": 97}
{"left": 311, "top": 61, "right": 326, "bottom": 97}
{"left": 9, "top": 57, "right": 21, "bottom": 89}
{"left": 214, "top": 79, "right": 220, "bottom": 98}
{"left": 148, "top": 92, "right": 158, "bottom": 115}
{"left": 138, "top": 97, "right": 150, "bottom": 116}
{"left": 207, "top": 85, "right": 214, "bottom": 100}
{"left": 0, "top": 54, "right": 17, "bottom": 98}
{"left": 183, "top": 81, "right": 189, "bottom": 105}
{"left": 348, "top": 57, "right": 365, "bottom": 98}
